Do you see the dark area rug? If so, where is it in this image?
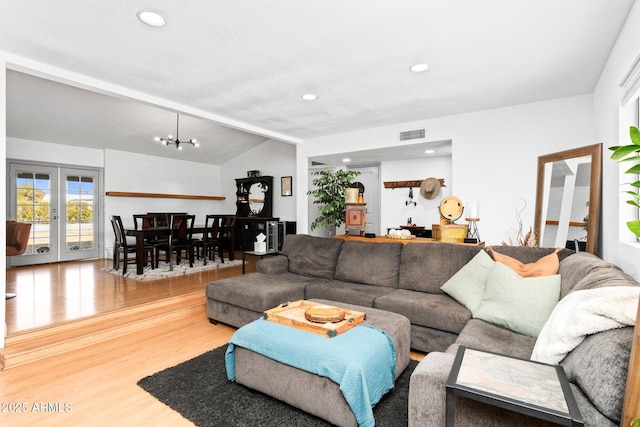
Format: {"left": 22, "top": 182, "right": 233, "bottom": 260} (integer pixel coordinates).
{"left": 138, "top": 344, "right": 417, "bottom": 426}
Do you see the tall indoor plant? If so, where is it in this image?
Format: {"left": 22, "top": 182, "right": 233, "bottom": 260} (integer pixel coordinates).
{"left": 609, "top": 125, "right": 640, "bottom": 237}
{"left": 307, "top": 169, "right": 360, "bottom": 233}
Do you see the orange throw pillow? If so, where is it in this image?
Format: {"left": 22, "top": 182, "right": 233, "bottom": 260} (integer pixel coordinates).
{"left": 486, "top": 247, "right": 560, "bottom": 277}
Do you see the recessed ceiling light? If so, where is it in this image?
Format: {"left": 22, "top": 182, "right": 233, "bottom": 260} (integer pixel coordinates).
{"left": 410, "top": 63, "right": 429, "bottom": 73}
{"left": 301, "top": 94, "right": 317, "bottom": 101}
{"left": 424, "top": 149, "right": 435, "bottom": 154}
{"left": 137, "top": 10, "right": 166, "bottom": 27}
{"left": 342, "top": 158, "right": 351, "bottom": 163}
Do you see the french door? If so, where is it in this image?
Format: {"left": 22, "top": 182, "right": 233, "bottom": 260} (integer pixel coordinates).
{"left": 8, "top": 162, "right": 101, "bottom": 266}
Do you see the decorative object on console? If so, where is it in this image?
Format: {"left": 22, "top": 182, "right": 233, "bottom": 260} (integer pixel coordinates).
{"left": 247, "top": 170, "right": 261, "bottom": 177}
{"left": 345, "top": 187, "right": 359, "bottom": 203}
{"left": 433, "top": 195, "right": 468, "bottom": 243}
{"left": 307, "top": 169, "right": 361, "bottom": 233}
{"left": 465, "top": 200, "right": 481, "bottom": 242}
{"left": 345, "top": 203, "right": 367, "bottom": 236}
{"left": 155, "top": 113, "right": 199, "bottom": 150}
{"left": 505, "top": 197, "right": 538, "bottom": 247}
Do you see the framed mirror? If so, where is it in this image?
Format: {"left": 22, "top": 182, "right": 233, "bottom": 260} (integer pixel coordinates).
{"left": 534, "top": 143, "right": 602, "bottom": 254}
{"left": 248, "top": 181, "right": 268, "bottom": 216}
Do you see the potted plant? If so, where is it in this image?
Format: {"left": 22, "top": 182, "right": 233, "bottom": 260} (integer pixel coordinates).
{"left": 307, "top": 169, "right": 360, "bottom": 233}
{"left": 609, "top": 125, "right": 640, "bottom": 237}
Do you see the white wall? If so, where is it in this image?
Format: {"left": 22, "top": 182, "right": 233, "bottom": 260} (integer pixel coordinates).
{"left": 103, "top": 149, "right": 222, "bottom": 257}
{"left": 594, "top": 0, "right": 640, "bottom": 279}
{"left": 298, "top": 94, "right": 596, "bottom": 248}
{"left": 381, "top": 156, "right": 452, "bottom": 231}
{"left": 220, "top": 139, "right": 297, "bottom": 221}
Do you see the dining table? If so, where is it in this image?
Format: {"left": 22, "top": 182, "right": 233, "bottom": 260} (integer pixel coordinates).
{"left": 125, "top": 225, "right": 206, "bottom": 275}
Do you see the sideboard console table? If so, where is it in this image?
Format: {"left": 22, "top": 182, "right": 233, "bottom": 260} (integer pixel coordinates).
{"left": 334, "top": 235, "right": 484, "bottom": 247}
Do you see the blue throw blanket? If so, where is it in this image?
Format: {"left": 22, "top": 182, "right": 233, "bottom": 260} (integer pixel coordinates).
{"left": 226, "top": 317, "right": 396, "bottom": 427}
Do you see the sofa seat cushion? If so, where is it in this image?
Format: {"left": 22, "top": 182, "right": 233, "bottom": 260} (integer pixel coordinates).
{"left": 281, "top": 234, "right": 344, "bottom": 280}
{"left": 334, "top": 240, "right": 402, "bottom": 287}
{"left": 305, "top": 280, "right": 396, "bottom": 307}
{"left": 448, "top": 319, "right": 537, "bottom": 360}
{"left": 374, "top": 289, "right": 470, "bottom": 334}
{"left": 561, "top": 327, "right": 633, "bottom": 423}
{"left": 399, "top": 243, "right": 483, "bottom": 294}
{"left": 206, "top": 272, "right": 311, "bottom": 313}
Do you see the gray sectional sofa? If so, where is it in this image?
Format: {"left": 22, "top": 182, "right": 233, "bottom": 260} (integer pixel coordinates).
{"left": 205, "top": 234, "right": 639, "bottom": 427}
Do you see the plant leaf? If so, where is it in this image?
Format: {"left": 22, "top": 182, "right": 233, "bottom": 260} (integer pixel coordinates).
{"left": 611, "top": 144, "right": 640, "bottom": 160}
{"left": 625, "top": 164, "right": 640, "bottom": 175}
{"left": 625, "top": 191, "right": 640, "bottom": 200}
{"left": 630, "top": 180, "right": 640, "bottom": 188}
{"left": 619, "top": 155, "right": 640, "bottom": 163}
{"left": 626, "top": 200, "right": 640, "bottom": 208}
{"left": 627, "top": 219, "right": 640, "bottom": 237}
{"left": 631, "top": 126, "right": 640, "bottom": 146}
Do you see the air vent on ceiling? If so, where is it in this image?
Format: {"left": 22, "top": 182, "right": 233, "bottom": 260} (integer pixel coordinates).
{"left": 399, "top": 129, "right": 426, "bottom": 142}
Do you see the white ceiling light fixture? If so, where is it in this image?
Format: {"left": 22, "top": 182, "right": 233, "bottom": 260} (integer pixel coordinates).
{"left": 155, "top": 113, "right": 199, "bottom": 150}
{"left": 424, "top": 149, "right": 435, "bottom": 154}
{"left": 301, "top": 94, "right": 317, "bottom": 101}
{"left": 409, "top": 63, "right": 429, "bottom": 73}
{"left": 137, "top": 10, "right": 166, "bottom": 27}
{"left": 342, "top": 158, "right": 351, "bottom": 162}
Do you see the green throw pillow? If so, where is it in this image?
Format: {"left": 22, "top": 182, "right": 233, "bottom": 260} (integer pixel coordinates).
{"left": 473, "top": 263, "right": 561, "bottom": 337}
{"left": 440, "top": 250, "right": 495, "bottom": 313}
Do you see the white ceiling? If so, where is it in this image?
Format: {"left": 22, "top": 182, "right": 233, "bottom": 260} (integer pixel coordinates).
{"left": 0, "top": 0, "right": 635, "bottom": 165}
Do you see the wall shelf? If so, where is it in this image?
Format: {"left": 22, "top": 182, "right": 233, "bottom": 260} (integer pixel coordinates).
{"left": 383, "top": 179, "right": 446, "bottom": 189}
{"left": 105, "top": 191, "right": 225, "bottom": 200}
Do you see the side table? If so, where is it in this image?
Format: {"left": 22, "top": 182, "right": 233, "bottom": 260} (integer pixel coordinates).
{"left": 242, "top": 250, "right": 279, "bottom": 274}
{"left": 446, "top": 346, "right": 583, "bottom": 426}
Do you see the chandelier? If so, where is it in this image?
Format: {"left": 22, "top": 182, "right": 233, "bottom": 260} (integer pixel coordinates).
{"left": 155, "top": 113, "right": 199, "bottom": 150}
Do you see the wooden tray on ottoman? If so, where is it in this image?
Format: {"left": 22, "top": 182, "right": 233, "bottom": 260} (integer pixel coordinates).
{"left": 263, "top": 300, "right": 365, "bottom": 337}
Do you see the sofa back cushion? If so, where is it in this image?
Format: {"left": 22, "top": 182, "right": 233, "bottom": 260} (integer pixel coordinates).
{"left": 559, "top": 252, "right": 636, "bottom": 298}
{"left": 399, "top": 243, "right": 483, "bottom": 293}
{"left": 561, "top": 327, "right": 633, "bottom": 423}
{"left": 281, "top": 234, "right": 343, "bottom": 280}
{"left": 335, "top": 240, "right": 402, "bottom": 287}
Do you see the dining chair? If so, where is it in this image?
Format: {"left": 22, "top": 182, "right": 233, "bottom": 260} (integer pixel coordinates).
{"left": 155, "top": 214, "right": 195, "bottom": 271}
{"left": 218, "top": 215, "right": 237, "bottom": 262}
{"left": 193, "top": 215, "right": 221, "bottom": 265}
{"left": 110, "top": 215, "right": 154, "bottom": 274}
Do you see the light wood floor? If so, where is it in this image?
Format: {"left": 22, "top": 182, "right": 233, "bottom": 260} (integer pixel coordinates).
{"left": 5, "top": 255, "right": 253, "bottom": 335}
{"left": 2, "top": 256, "right": 424, "bottom": 426}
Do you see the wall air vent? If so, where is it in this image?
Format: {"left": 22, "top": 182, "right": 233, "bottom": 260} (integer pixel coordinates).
{"left": 399, "top": 129, "right": 426, "bottom": 142}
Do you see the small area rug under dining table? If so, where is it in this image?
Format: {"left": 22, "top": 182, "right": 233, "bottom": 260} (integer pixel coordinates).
{"left": 137, "top": 344, "right": 416, "bottom": 426}
{"left": 103, "top": 258, "right": 243, "bottom": 280}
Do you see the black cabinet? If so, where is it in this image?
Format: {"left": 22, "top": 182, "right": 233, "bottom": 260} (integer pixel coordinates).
{"left": 235, "top": 176, "right": 273, "bottom": 218}
{"left": 235, "top": 217, "right": 279, "bottom": 251}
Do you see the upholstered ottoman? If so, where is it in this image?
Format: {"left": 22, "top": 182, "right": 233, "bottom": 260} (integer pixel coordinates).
{"left": 228, "top": 299, "right": 411, "bottom": 427}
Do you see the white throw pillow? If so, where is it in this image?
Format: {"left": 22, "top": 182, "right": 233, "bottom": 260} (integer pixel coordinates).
{"left": 473, "top": 263, "right": 561, "bottom": 337}
{"left": 440, "top": 250, "right": 495, "bottom": 313}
